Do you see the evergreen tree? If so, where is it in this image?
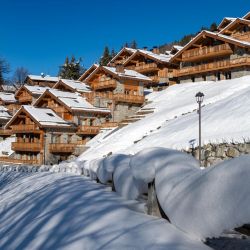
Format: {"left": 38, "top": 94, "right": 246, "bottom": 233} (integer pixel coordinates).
{"left": 130, "top": 40, "right": 137, "bottom": 49}
{"left": 58, "top": 56, "right": 85, "bottom": 80}
{"left": 210, "top": 22, "right": 217, "bottom": 32}
{"left": 110, "top": 48, "right": 117, "bottom": 59}
{"left": 0, "top": 58, "right": 10, "bottom": 85}
{"left": 100, "top": 46, "right": 112, "bottom": 66}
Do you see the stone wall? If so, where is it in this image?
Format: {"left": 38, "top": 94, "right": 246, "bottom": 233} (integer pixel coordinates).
{"left": 185, "top": 142, "right": 250, "bottom": 167}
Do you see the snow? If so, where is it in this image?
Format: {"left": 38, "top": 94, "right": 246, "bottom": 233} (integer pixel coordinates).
{"left": 79, "top": 76, "right": 250, "bottom": 162}
{"left": 103, "top": 66, "right": 152, "bottom": 81}
{"left": 57, "top": 79, "right": 91, "bottom": 93}
{"left": 27, "top": 75, "right": 59, "bottom": 82}
{"left": 20, "top": 106, "right": 71, "bottom": 127}
{"left": 24, "top": 85, "right": 50, "bottom": 95}
{"left": 0, "top": 136, "right": 15, "bottom": 156}
{"left": 137, "top": 49, "right": 172, "bottom": 63}
{"left": 0, "top": 171, "right": 210, "bottom": 250}
{"left": 0, "top": 92, "right": 16, "bottom": 103}
{"left": 0, "top": 106, "right": 11, "bottom": 120}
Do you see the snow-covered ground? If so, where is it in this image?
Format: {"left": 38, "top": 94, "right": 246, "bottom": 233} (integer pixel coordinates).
{"left": 0, "top": 136, "right": 15, "bottom": 156}
{"left": 79, "top": 76, "right": 250, "bottom": 163}
{"left": 0, "top": 171, "right": 210, "bottom": 250}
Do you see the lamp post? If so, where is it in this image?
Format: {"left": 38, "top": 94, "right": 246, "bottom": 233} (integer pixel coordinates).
{"left": 195, "top": 92, "right": 204, "bottom": 164}
{"left": 43, "top": 132, "right": 47, "bottom": 165}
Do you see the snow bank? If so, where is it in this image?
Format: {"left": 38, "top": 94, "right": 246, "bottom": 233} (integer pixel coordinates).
{"left": 0, "top": 137, "right": 15, "bottom": 156}
{"left": 0, "top": 172, "right": 210, "bottom": 249}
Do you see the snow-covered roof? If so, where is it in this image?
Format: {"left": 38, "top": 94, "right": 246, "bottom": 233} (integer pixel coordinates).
{"left": 217, "top": 17, "right": 236, "bottom": 30}
{"left": 219, "top": 18, "right": 250, "bottom": 34}
{"left": 0, "top": 92, "right": 17, "bottom": 103}
{"left": 27, "top": 75, "right": 59, "bottom": 82}
{"left": 0, "top": 85, "right": 17, "bottom": 93}
{"left": 0, "top": 106, "right": 11, "bottom": 120}
{"left": 78, "top": 64, "right": 99, "bottom": 81}
{"left": 55, "top": 79, "right": 91, "bottom": 93}
{"left": 102, "top": 66, "right": 152, "bottom": 82}
{"left": 37, "top": 89, "right": 110, "bottom": 114}
{"left": 23, "top": 106, "right": 71, "bottom": 127}
{"left": 108, "top": 47, "right": 137, "bottom": 65}
{"left": 24, "top": 85, "right": 51, "bottom": 95}
{"left": 137, "top": 49, "right": 172, "bottom": 63}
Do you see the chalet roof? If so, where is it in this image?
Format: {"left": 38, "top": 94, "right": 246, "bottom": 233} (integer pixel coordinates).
{"left": 170, "top": 30, "right": 250, "bottom": 63}
{"left": 5, "top": 105, "right": 72, "bottom": 129}
{"left": 219, "top": 18, "right": 250, "bottom": 34}
{"left": 0, "top": 92, "right": 17, "bottom": 103}
{"left": 0, "top": 106, "right": 11, "bottom": 120}
{"left": 103, "top": 66, "right": 152, "bottom": 82}
{"left": 217, "top": 17, "right": 236, "bottom": 30}
{"left": 27, "top": 75, "right": 59, "bottom": 82}
{"left": 0, "top": 85, "right": 17, "bottom": 93}
{"left": 35, "top": 89, "right": 110, "bottom": 114}
{"left": 108, "top": 47, "right": 137, "bottom": 65}
{"left": 243, "top": 11, "right": 250, "bottom": 20}
{"left": 54, "top": 79, "right": 91, "bottom": 93}
{"left": 78, "top": 64, "right": 99, "bottom": 81}
{"left": 170, "top": 45, "right": 184, "bottom": 55}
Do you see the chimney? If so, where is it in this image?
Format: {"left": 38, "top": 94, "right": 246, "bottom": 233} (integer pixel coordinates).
{"left": 152, "top": 46, "right": 160, "bottom": 54}
{"left": 143, "top": 46, "right": 148, "bottom": 51}
{"left": 115, "top": 64, "right": 125, "bottom": 73}
{"left": 41, "top": 72, "right": 45, "bottom": 78}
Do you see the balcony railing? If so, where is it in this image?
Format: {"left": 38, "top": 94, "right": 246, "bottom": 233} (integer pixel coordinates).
{"left": 0, "top": 156, "right": 40, "bottom": 165}
{"left": 0, "top": 129, "right": 12, "bottom": 136}
{"left": 92, "top": 79, "right": 117, "bottom": 90}
{"left": 18, "top": 95, "right": 32, "bottom": 103}
{"left": 11, "top": 124, "right": 39, "bottom": 133}
{"left": 49, "top": 143, "right": 76, "bottom": 153}
{"left": 113, "top": 93, "right": 145, "bottom": 104}
{"left": 77, "top": 125, "right": 100, "bottom": 135}
{"left": 12, "top": 142, "right": 42, "bottom": 152}
{"left": 175, "top": 56, "right": 250, "bottom": 77}
{"left": 100, "top": 122, "right": 119, "bottom": 128}
{"left": 182, "top": 44, "right": 233, "bottom": 61}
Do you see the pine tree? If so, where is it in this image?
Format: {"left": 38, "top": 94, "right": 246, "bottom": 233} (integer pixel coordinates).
{"left": 100, "top": 46, "right": 112, "bottom": 66}
{"left": 210, "top": 22, "right": 217, "bottom": 32}
{"left": 58, "top": 56, "right": 85, "bottom": 80}
{"left": 130, "top": 40, "right": 137, "bottom": 49}
{"left": 110, "top": 49, "right": 117, "bottom": 59}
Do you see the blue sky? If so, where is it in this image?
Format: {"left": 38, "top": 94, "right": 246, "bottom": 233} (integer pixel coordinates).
{"left": 0, "top": 0, "right": 249, "bottom": 77}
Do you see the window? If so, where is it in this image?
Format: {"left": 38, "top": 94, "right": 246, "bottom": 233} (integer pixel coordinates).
{"left": 47, "top": 113, "right": 55, "bottom": 117}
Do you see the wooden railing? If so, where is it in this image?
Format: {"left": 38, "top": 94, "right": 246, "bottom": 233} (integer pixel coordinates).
{"left": 100, "top": 122, "right": 119, "bottom": 128}
{"left": 18, "top": 95, "right": 32, "bottom": 103}
{"left": 0, "top": 157, "right": 40, "bottom": 165}
{"left": 12, "top": 142, "right": 42, "bottom": 152}
{"left": 49, "top": 143, "right": 76, "bottom": 153}
{"left": 182, "top": 44, "right": 233, "bottom": 61}
{"left": 0, "top": 129, "right": 12, "bottom": 135}
{"left": 92, "top": 79, "right": 117, "bottom": 90}
{"left": 175, "top": 56, "right": 250, "bottom": 77}
{"left": 11, "top": 124, "right": 39, "bottom": 133}
{"left": 113, "top": 93, "right": 145, "bottom": 104}
{"left": 77, "top": 125, "right": 100, "bottom": 135}
{"left": 232, "top": 31, "right": 250, "bottom": 42}
{"left": 134, "top": 62, "right": 158, "bottom": 72}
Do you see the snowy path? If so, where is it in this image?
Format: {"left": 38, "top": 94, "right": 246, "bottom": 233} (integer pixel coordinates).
{"left": 0, "top": 172, "right": 210, "bottom": 250}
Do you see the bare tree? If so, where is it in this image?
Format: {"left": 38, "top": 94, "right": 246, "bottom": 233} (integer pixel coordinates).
{"left": 13, "top": 67, "right": 29, "bottom": 84}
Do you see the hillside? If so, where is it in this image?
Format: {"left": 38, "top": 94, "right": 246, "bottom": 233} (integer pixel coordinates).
{"left": 78, "top": 76, "right": 250, "bottom": 163}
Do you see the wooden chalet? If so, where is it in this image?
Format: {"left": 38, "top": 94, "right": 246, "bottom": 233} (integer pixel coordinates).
{"left": 108, "top": 47, "right": 137, "bottom": 66}
{"left": 170, "top": 30, "right": 250, "bottom": 83}
{"left": 78, "top": 64, "right": 99, "bottom": 82}
{"left": 25, "top": 74, "right": 59, "bottom": 87}
{"left": 34, "top": 89, "right": 110, "bottom": 146}
{"left": 0, "top": 106, "right": 12, "bottom": 139}
{"left": 4, "top": 105, "right": 75, "bottom": 165}
{"left": 0, "top": 92, "right": 19, "bottom": 114}
{"left": 218, "top": 17, "right": 236, "bottom": 31}
{"left": 15, "top": 85, "right": 50, "bottom": 105}
{"left": 53, "top": 79, "right": 91, "bottom": 94}
{"left": 121, "top": 48, "right": 176, "bottom": 87}
{"left": 84, "top": 65, "right": 151, "bottom": 122}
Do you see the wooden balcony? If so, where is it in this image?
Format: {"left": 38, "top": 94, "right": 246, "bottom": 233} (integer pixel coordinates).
{"left": 49, "top": 143, "right": 76, "bottom": 153}
{"left": 133, "top": 63, "right": 158, "bottom": 73}
{"left": 182, "top": 44, "right": 233, "bottom": 62}
{"left": 0, "top": 156, "right": 40, "bottom": 165}
{"left": 175, "top": 56, "right": 250, "bottom": 77}
{"left": 92, "top": 79, "right": 117, "bottom": 90}
{"left": 113, "top": 93, "right": 145, "bottom": 104}
{"left": 101, "top": 122, "right": 119, "bottom": 128}
{"left": 11, "top": 124, "right": 40, "bottom": 133}
{"left": 77, "top": 125, "right": 100, "bottom": 135}
{"left": 12, "top": 142, "right": 42, "bottom": 152}
{"left": 0, "top": 129, "right": 12, "bottom": 136}
{"left": 232, "top": 31, "right": 250, "bottom": 42}
{"left": 18, "top": 95, "right": 32, "bottom": 103}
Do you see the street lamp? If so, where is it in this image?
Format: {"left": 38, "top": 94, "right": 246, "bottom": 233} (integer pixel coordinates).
{"left": 43, "top": 132, "right": 47, "bottom": 165}
{"left": 195, "top": 92, "right": 204, "bottom": 164}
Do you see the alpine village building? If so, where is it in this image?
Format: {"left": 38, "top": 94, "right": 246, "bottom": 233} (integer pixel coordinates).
{"left": 0, "top": 11, "right": 250, "bottom": 165}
